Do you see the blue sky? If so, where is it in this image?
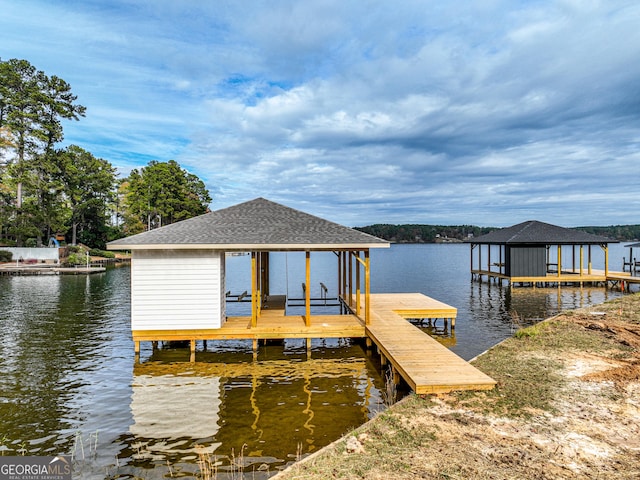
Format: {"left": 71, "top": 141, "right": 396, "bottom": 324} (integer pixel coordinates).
{"left": 2, "top": 0, "right": 639, "bottom": 227}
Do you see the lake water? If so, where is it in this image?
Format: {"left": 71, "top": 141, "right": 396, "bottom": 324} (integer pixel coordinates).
{"left": 0, "top": 243, "right": 631, "bottom": 478}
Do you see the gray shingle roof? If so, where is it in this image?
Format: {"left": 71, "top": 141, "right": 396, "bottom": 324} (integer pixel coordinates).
{"left": 107, "top": 197, "right": 389, "bottom": 250}
{"left": 470, "top": 220, "right": 617, "bottom": 245}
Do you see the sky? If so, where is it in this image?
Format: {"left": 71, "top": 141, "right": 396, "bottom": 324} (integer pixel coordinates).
{"left": 2, "top": 0, "right": 639, "bottom": 227}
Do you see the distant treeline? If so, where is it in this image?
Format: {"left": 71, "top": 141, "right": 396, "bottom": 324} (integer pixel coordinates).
{"left": 355, "top": 224, "right": 640, "bottom": 243}
{"left": 575, "top": 225, "right": 640, "bottom": 242}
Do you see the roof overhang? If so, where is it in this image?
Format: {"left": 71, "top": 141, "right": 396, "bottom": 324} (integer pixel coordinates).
{"left": 107, "top": 243, "right": 390, "bottom": 251}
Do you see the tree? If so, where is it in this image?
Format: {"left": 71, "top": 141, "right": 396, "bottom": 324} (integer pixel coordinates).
{"left": 57, "top": 145, "right": 117, "bottom": 247}
{"left": 121, "top": 160, "right": 211, "bottom": 234}
{"left": 0, "top": 58, "right": 84, "bottom": 244}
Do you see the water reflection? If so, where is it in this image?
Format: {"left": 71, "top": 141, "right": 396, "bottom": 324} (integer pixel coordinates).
{"left": 408, "top": 319, "right": 457, "bottom": 348}
{"left": 119, "top": 341, "right": 383, "bottom": 478}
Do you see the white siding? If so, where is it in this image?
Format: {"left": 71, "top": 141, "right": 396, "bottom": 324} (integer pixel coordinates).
{"left": 131, "top": 249, "right": 225, "bottom": 330}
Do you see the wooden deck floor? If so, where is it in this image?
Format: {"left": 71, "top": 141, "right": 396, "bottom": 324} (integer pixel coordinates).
{"left": 133, "top": 314, "right": 365, "bottom": 342}
{"left": 133, "top": 292, "right": 496, "bottom": 395}
{"left": 363, "top": 293, "right": 496, "bottom": 394}
{"left": 473, "top": 268, "right": 640, "bottom": 285}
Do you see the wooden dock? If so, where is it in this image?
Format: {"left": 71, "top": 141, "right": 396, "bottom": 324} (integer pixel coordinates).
{"left": 363, "top": 293, "right": 496, "bottom": 394}
{"left": 0, "top": 264, "right": 106, "bottom": 275}
{"left": 133, "top": 292, "right": 495, "bottom": 395}
{"left": 473, "top": 268, "right": 640, "bottom": 290}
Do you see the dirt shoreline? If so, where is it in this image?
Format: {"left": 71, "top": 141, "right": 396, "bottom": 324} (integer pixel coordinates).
{"left": 273, "top": 294, "right": 640, "bottom": 479}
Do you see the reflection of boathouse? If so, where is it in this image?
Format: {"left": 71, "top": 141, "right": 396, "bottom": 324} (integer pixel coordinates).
{"left": 470, "top": 220, "right": 622, "bottom": 286}
{"left": 109, "top": 198, "right": 496, "bottom": 394}
{"left": 130, "top": 353, "right": 376, "bottom": 461}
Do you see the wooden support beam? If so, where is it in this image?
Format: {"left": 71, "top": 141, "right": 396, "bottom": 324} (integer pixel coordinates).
{"left": 305, "top": 251, "right": 311, "bottom": 326}
{"left": 251, "top": 252, "right": 257, "bottom": 328}
{"left": 342, "top": 251, "right": 347, "bottom": 305}
{"left": 348, "top": 251, "right": 353, "bottom": 307}
{"left": 365, "top": 250, "right": 370, "bottom": 326}
{"left": 356, "top": 251, "right": 361, "bottom": 316}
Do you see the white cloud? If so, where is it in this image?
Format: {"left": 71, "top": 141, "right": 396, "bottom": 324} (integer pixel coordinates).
{"left": 2, "top": 0, "right": 639, "bottom": 226}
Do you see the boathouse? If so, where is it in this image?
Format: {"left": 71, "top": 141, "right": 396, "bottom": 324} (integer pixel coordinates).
{"left": 107, "top": 198, "right": 388, "bottom": 340}
{"left": 470, "top": 220, "right": 618, "bottom": 285}
{"left": 108, "top": 197, "right": 496, "bottom": 394}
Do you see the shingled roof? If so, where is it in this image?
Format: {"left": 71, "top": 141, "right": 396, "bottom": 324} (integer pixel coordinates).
{"left": 107, "top": 197, "right": 389, "bottom": 250}
{"left": 470, "top": 220, "right": 617, "bottom": 245}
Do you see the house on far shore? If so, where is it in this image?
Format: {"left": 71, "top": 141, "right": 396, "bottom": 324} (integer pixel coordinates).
{"left": 469, "top": 220, "right": 619, "bottom": 286}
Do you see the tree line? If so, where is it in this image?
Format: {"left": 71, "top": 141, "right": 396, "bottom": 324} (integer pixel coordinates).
{"left": 356, "top": 224, "right": 640, "bottom": 243}
{"left": 0, "top": 58, "right": 211, "bottom": 249}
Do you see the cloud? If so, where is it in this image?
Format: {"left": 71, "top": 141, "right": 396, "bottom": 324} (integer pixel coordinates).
{"left": 2, "top": 0, "right": 639, "bottom": 226}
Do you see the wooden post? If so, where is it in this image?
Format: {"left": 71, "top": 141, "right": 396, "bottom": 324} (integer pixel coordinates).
{"left": 337, "top": 251, "right": 342, "bottom": 307}
{"left": 588, "top": 245, "right": 592, "bottom": 274}
{"left": 256, "top": 251, "right": 262, "bottom": 317}
{"left": 262, "top": 252, "right": 270, "bottom": 296}
{"left": 392, "top": 367, "right": 400, "bottom": 385}
{"left": 305, "top": 251, "right": 311, "bottom": 326}
{"left": 580, "top": 245, "right": 584, "bottom": 276}
{"left": 251, "top": 252, "right": 257, "bottom": 328}
{"left": 355, "top": 251, "right": 361, "bottom": 316}
{"left": 557, "top": 245, "right": 562, "bottom": 278}
{"left": 190, "top": 339, "right": 196, "bottom": 353}
{"left": 365, "top": 249, "right": 370, "bottom": 326}
{"left": 342, "top": 251, "right": 347, "bottom": 305}
{"left": 348, "top": 251, "right": 353, "bottom": 307}
{"left": 134, "top": 340, "right": 140, "bottom": 354}
{"left": 604, "top": 244, "right": 609, "bottom": 275}
{"left": 470, "top": 244, "right": 474, "bottom": 278}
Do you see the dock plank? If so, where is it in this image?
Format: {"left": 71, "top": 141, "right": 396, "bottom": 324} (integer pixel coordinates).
{"left": 364, "top": 293, "right": 496, "bottom": 394}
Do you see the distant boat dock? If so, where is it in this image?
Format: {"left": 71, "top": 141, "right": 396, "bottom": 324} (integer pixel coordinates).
{"left": 470, "top": 220, "right": 640, "bottom": 291}
{"left": 0, "top": 263, "right": 106, "bottom": 275}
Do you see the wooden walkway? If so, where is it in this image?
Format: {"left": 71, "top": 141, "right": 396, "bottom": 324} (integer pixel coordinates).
{"left": 473, "top": 268, "right": 640, "bottom": 288}
{"left": 132, "top": 292, "right": 496, "bottom": 395}
{"left": 363, "top": 293, "right": 496, "bottom": 394}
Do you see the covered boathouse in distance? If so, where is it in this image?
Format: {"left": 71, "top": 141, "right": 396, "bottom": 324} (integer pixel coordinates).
{"left": 107, "top": 197, "right": 496, "bottom": 394}
{"left": 470, "top": 220, "right": 619, "bottom": 286}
